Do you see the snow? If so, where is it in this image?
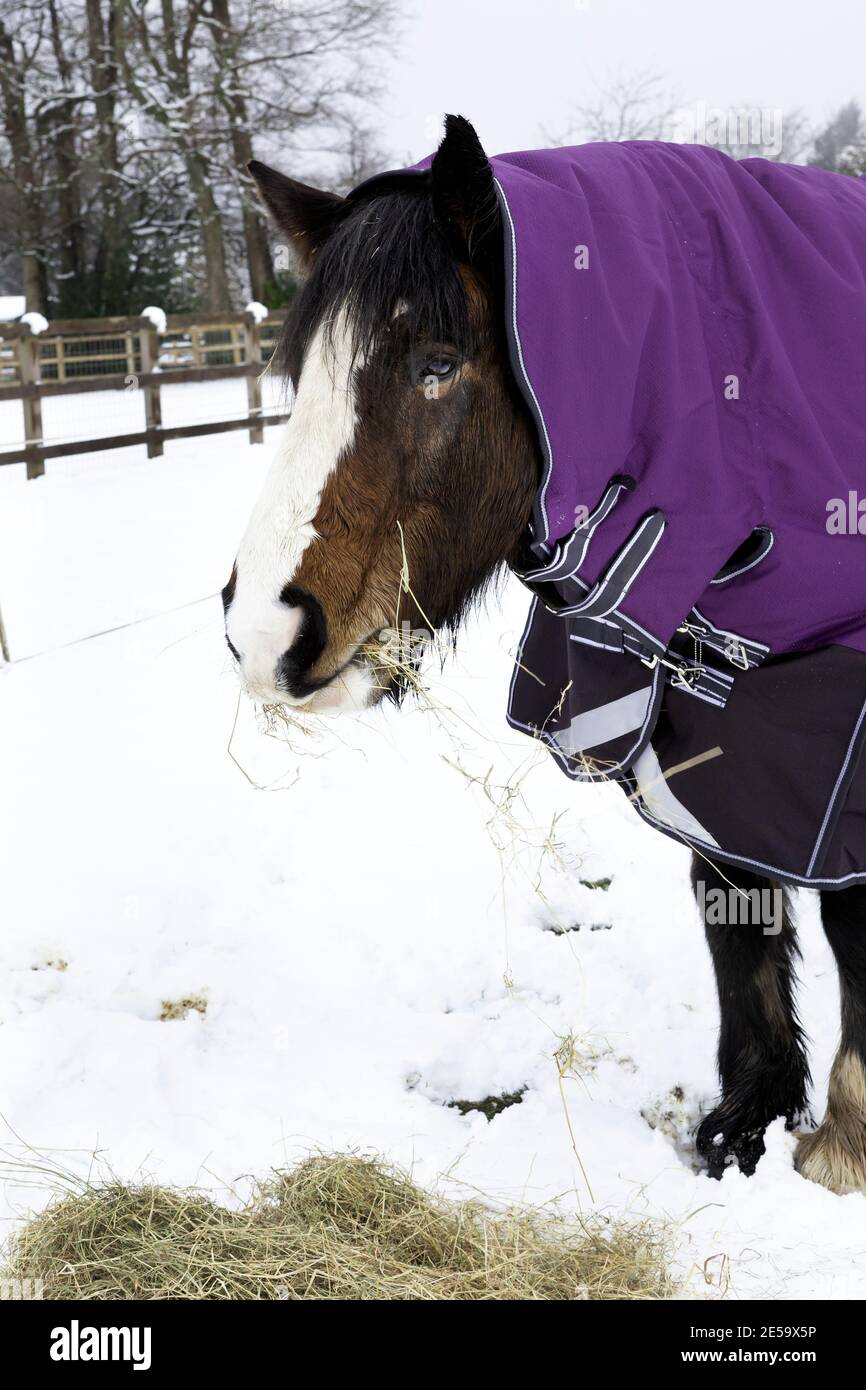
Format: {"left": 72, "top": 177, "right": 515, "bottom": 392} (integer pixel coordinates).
{"left": 19, "top": 311, "right": 48, "bottom": 336}
{"left": 0, "top": 375, "right": 287, "bottom": 452}
{"left": 244, "top": 301, "right": 269, "bottom": 324}
{"left": 2, "top": 416, "right": 866, "bottom": 1298}
{"left": 141, "top": 305, "right": 167, "bottom": 335}
{"left": 0, "top": 296, "right": 24, "bottom": 322}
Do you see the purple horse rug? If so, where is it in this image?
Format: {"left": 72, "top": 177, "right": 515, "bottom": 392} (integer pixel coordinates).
{"left": 354, "top": 140, "right": 866, "bottom": 887}
{"left": 493, "top": 141, "right": 866, "bottom": 888}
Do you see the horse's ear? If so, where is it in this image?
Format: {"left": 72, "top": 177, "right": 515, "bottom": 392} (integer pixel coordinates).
{"left": 248, "top": 161, "right": 347, "bottom": 269}
{"left": 430, "top": 115, "right": 500, "bottom": 275}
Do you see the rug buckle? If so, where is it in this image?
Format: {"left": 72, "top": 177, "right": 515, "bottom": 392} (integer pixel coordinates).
{"left": 724, "top": 639, "right": 750, "bottom": 669}
{"left": 670, "top": 664, "right": 704, "bottom": 691}
{"left": 643, "top": 650, "right": 706, "bottom": 691}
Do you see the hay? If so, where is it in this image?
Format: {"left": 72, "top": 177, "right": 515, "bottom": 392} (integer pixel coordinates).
{"left": 1, "top": 1153, "right": 676, "bottom": 1301}
{"left": 159, "top": 995, "right": 207, "bottom": 1022}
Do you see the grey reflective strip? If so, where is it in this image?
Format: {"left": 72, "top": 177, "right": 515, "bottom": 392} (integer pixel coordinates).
{"left": 557, "top": 685, "right": 653, "bottom": 755}
{"left": 632, "top": 744, "right": 720, "bottom": 846}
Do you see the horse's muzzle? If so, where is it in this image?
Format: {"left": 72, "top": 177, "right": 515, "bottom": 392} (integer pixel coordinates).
{"left": 223, "top": 580, "right": 329, "bottom": 704}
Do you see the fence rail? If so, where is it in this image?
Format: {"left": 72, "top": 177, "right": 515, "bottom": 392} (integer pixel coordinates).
{"left": 0, "top": 310, "right": 289, "bottom": 477}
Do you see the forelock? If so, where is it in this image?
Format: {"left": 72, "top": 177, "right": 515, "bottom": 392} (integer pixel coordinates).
{"left": 276, "top": 187, "right": 473, "bottom": 390}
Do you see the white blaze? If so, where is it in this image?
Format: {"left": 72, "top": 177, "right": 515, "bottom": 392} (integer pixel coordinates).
{"left": 227, "top": 312, "right": 359, "bottom": 702}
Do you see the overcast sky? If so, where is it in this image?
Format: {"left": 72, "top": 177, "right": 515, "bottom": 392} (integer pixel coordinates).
{"left": 379, "top": 0, "right": 864, "bottom": 163}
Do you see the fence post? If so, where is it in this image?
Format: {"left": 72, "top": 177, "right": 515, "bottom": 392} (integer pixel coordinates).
{"left": 241, "top": 315, "right": 263, "bottom": 444}
{"left": 18, "top": 330, "right": 44, "bottom": 480}
{"left": 139, "top": 327, "right": 163, "bottom": 458}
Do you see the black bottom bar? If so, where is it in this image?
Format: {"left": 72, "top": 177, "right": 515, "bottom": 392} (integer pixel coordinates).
{"left": 2, "top": 1295, "right": 853, "bottom": 1374}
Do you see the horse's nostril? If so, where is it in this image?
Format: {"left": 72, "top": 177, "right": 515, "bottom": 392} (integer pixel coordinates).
{"left": 221, "top": 567, "right": 237, "bottom": 614}
{"left": 275, "top": 584, "right": 327, "bottom": 695}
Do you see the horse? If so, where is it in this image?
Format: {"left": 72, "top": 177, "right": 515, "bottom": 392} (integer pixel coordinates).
{"left": 222, "top": 115, "right": 866, "bottom": 1196}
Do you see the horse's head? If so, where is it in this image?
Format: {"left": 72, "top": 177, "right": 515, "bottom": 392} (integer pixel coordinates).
{"left": 223, "top": 116, "right": 539, "bottom": 711}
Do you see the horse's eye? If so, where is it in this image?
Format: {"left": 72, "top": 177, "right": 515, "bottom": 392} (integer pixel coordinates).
{"left": 416, "top": 355, "right": 457, "bottom": 384}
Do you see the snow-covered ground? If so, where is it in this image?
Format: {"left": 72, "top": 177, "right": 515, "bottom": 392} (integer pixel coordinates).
{"left": 2, "top": 408, "right": 866, "bottom": 1300}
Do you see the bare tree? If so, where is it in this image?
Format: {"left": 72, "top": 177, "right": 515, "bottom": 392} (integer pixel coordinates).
{"left": 0, "top": 0, "right": 396, "bottom": 313}
{"left": 549, "top": 69, "right": 813, "bottom": 166}
{"left": 208, "top": 0, "right": 273, "bottom": 303}
{"left": 547, "top": 69, "right": 683, "bottom": 146}
{"left": 119, "top": 0, "right": 232, "bottom": 312}
{"left": 0, "top": 0, "right": 194, "bottom": 314}
{"left": 45, "top": 0, "right": 86, "bottom": 305}
{"left": 204, "top": 0, "right": 397, "bottom": 303}
{"left": 85, "top": 0, "right": 128, "bottom": 306}
{"left": 0, "top": 6, "right": 48, "bottom": 311}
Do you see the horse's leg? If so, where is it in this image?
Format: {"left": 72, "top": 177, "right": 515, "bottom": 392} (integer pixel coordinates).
{"left": 691, "top": 853, "right": 809, "bottom": 1177}
{"left": 797, "top": 885, "right": 866, "bottom": 1193}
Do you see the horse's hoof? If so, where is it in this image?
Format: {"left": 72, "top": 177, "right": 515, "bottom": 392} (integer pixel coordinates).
{"left": 796, "top": 1052, "right": 866, "bottom": 1193}
{"left": 695, "top": 1112, "right": 766, "bottom": 1178}
{"left": 796, "top": 1123, "right": 866, "bottom": 1194}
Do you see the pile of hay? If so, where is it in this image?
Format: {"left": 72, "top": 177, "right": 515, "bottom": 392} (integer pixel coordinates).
{"left": 2, "top": 1153, "right": 676, "bottom": 1300}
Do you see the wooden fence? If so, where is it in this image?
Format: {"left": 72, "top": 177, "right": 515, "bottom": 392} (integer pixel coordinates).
{"left": 0, "top": 310, "right": 290, "bottom": 478}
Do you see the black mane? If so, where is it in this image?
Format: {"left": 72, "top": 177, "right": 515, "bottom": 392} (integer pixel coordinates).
{"left": 276, "top": 183, "right": 472, "bottom": 387}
